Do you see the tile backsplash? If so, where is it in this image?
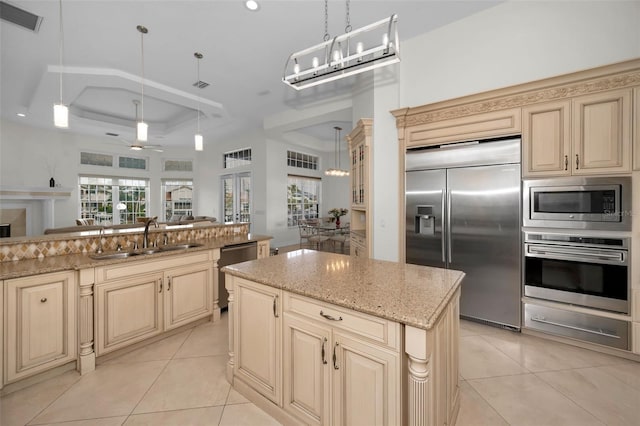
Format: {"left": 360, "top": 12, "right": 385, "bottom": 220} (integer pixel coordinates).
{"left": 0, "top": 223, "right": 249, "bottom": 262}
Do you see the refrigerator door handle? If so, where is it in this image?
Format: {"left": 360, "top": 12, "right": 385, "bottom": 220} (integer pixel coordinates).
{"left": 441, "top": 190, "right": 446, "bottom": 263}
{"left": 447, "top": 189, "right": 452, "bottom": 263}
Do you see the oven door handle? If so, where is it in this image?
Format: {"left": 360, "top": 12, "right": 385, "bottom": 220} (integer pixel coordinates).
{"left": 530, "top": 316, "right": 621, "bottom": 340}
{"left": 527, "top": 246, "right": 625, "bottom": 263}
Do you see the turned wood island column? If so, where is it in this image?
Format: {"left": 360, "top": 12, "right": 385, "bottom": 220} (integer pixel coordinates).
{"left": 223, "top": 250, "right": 464, "bottom": 426}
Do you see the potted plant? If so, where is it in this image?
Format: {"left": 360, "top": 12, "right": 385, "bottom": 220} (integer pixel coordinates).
{"left": 328, "top": 208, "right": 348, "bottom": 228}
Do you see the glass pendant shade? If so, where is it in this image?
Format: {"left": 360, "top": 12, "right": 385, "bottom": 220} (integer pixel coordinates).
{"left": 136, "top": 121, "right": 148, "bottom": 142}
{"left": 194, "top": 133, "right": 203, "bottom": 151}
{"left": 53, "top": 103, "right": 69, "bottom": 128}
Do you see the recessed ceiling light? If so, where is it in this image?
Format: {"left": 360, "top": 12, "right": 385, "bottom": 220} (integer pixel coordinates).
{"left": 244, "top": 0, "right": 260, "bottom": 11}
{"left": 16, "top": 112, "right": 26, "bottom": 117}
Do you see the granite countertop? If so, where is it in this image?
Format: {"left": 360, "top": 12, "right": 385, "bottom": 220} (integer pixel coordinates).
{"left": 222, "top": 249, "right": 464, "bottom": 330}
{"left": 0, "top": 234, "right": 271, "bottom": 280}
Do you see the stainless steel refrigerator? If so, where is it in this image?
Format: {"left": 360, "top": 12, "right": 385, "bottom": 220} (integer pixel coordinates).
{"left": 406, "top": 138, "right": 521, "bottom": 329}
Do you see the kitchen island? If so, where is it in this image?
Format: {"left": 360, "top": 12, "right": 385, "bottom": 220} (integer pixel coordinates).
{"left": 222, "top": 249, "right": 464, "bottom": 426}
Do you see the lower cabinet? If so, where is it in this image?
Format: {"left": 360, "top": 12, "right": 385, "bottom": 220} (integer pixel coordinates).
{"left": 234, "top": 277, "right": 282, "bottom": 404}
{"left": 4, "top": 271, "right": 77, "bottom": 383}
{"left": 233, "top": 277, "right": 400, "bottom": 426}
{"left": 95, "top": 254, "right": 213, "bottom": 356}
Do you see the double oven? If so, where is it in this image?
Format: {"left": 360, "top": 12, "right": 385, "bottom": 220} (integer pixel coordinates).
{"left": 522, "top": 176, "right": 632, "bottom": 350}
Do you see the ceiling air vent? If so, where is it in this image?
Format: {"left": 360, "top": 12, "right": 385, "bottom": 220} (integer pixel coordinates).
{"left": 192, "top": 80, "right": 209, "bottom": 89}
{"left": 0, "top": 1, "right": 42, "bottom": 32}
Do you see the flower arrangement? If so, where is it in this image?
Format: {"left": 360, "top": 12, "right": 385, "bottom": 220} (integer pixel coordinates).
{"left": 328, "top": 208, "right": 348, "bottom": 219}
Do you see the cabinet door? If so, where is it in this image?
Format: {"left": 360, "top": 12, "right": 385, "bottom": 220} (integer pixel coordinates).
{"left": 234, "top": 278, "right": 282, "bottom": 404}
{"left": 95, "top": 273, "right": 163, "bottom": 356}
{"left": 164, "top": 263, "right": 212, "bottom": 331}
{"left": 5, "top": 271, "right": 76, "bottom": 383}
{"left": 331, "top": 332, "right": 400, "bottom": 426}
{"left": 572, "top": 89, "right": 632, "bottom": 175}
{"left": 634, "top": 87, "right": 639, "bottom": 171}
{"left": 522, "top": 100, "right": 571, "bottom": 177}
{"left": 283, "top": 313, "right": 331, "bottom": 426}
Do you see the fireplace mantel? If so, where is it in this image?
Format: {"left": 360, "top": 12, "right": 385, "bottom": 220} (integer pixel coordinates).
{"left": 0, "top": 186, "right": 73, "bottom": 233}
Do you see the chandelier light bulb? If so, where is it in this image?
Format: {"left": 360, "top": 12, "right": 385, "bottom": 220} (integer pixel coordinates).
{"left": 356, "top": 42, "right": 364, "bottom": 54}
{"left": 312, "top": 56, "right": 319, "bottom": 68}
{"left": 293, "top": 61, "right": 300, "bottom": 74}
{"left": 382, "top": 33, "right": 389, "bottom": 46}
{"left": 53, "top": 103, "right": 69, "bottom": 128}
{"left": 136, "top": 121, "right": 148, "bottom": 142}
{"left": 194, "top": 133, "right": 203, "bottom": 151}
{"left": 332, "top": 50, "right": 340, "bottom": 63}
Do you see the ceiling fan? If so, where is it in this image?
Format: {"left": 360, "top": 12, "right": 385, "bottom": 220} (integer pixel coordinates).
{"left": 119, "top": 100, "right": 163, "bottom": 152}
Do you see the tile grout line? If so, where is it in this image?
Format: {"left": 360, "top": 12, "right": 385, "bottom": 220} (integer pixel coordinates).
{"left": 462, "top": 380, "right": 513, "bottom": 426}
{"left": 23, "top": 373, "right": 83, "bottom": 426}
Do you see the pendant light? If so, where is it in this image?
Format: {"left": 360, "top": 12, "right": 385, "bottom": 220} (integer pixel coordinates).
{"left": 325, "top": 126, "right": 349, "bottom": 177}
{"left": 194, "top": 52, "right": 204, "bottom": 151}
{"left": 136, "top": 25, "right": 148, "bottom": 142}
{"left": 53, "top": 0, "right": 68, "bottom": 128}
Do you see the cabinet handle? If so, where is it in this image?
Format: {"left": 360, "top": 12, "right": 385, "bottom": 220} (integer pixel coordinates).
{"left": 159, "top": 278, "right": 163, "bottom": 293}
{"left": 333, "top": 342, "right": 339, "bottom": 370}
{"left": 320, "top": 310, "right": 343, "bottom": 321}
{"left": 575, "top": 154, "right": 580, "bottom": 170}
{"left": 564, "top": 155, "right": 568, "bottom": 170}
{"left": 273, "top": 295, "right": 279, "bottom": 318}
{"left": 321, "top": 337, "right": 328, "bottom": 365}
{"left": 167, "top": 277, "right": 171, "bottom": 291}
{"left": 40, "top": 297, "right": 47, "bottom": 303}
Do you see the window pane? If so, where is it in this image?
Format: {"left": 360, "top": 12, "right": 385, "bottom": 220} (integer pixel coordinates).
{"left": 287, "top": 175, "right": 321, "bottom": 227}
{"left": 161, "top": 179, "right": 194, "bottom": 221}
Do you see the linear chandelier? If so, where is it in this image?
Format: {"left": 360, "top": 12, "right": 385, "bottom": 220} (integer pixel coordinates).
{"left": 283, "top": 12, "right": 399, "bottom": 90}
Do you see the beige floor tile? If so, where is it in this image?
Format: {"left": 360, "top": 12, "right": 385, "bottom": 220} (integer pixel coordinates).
{"left": 133, "top": 355, "right": 229, "bottom": 414}
{"left": 30, "top": 361, "right": 168, "bottom": 425}
{"left": 35, "top": 416, "right": 128, "bottom": 426}
{"left": 537, "top": 367, "right": 640, "bottom": 425}
{"left": 459, "top": 335, "right": 528, "bottom": 379}
{"left": 0, "top": 370, "right": 80, "bottom": 426}
{"left": 124, "top": 406, "right": 223, "bottom": 426}
{"left": 468, "top": 374, "right": 603, "bottom": 426}
{"left": 459, "top": 320, "right": 511, "bottom": 337}
{"left": 103, "top": 330, "right": 192, "bottom": 365}
{"left": 455, "top": 381, "right": 508, "bottom": 426}
{"left": 219, "top": 403, "right": 282, "bottom": 426}
{"left": 481, "top": 331, "right": 628, "bottom": 373}
{"left": 226, "top": 387, "right": 250, "bottom": 405}
{"left": 173, "top": 321, "right": 229, "bottom": 359}
{"left": 597, "top": 362, "right": 640, "bottom": 391}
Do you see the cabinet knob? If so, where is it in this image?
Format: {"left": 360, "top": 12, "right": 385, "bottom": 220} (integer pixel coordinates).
{"left": 40, "top": 297, "right": 47, "bottom": 303}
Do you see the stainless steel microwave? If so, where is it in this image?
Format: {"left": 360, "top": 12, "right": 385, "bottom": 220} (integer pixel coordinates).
{"left": 523, "top": 176, "right": 632, "bottom": 231}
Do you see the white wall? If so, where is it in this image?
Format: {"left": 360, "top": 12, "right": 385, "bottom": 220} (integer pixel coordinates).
{"left": 368, "top": 0, "right": 640, "bottom": 260}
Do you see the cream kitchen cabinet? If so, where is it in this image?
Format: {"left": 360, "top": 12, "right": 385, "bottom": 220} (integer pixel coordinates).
{"left": 523, "top": 89, "right": 633, "bottom": 177}
{"left": 282, "top": 292, "right": 401, "bottom": 426}
{"left": 95, "top": 251, "right": 213, "bottom": 356}
{"left": 634, "top": 87, "right": 640, "bottom": 171}
{"left": 257, "top": 240, "right": 270, "bottom": 259}
{"left": 4, "top": 271, "right": 76, "bottom": 384}
{"left": 347, "top": 119, "right": 373, "bottom": 258}
{"left": 233, "top": 276, "right": 282, "bottom": 405}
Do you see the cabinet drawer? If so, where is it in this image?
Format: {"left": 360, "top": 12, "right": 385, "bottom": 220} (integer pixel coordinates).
{"left": 284, "top": 293, "right": 400, "bottom": 350}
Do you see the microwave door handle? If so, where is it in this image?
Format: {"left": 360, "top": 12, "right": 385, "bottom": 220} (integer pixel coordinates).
{"left": 441, "top": 190, "right": 446, "bottom": 263}
{"left": 528, "top": 246, "right": 624, "bottom": 262}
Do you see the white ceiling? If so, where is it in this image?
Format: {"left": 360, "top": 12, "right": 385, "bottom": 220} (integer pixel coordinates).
{"left": 1, "top": 0, "right": 499, "bottom": 150}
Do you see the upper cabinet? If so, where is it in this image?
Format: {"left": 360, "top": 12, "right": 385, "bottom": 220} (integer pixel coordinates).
{"left": 633, "top": 87, "right": 640, "bottom": 171}
{"left": 523, "top": 89, "right": 632, "bottom": 177}
{"left": 347, "top": 119, "right": 373, "bottom": 259}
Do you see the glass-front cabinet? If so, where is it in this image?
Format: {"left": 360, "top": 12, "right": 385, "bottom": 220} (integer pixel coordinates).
{"left": 347, "top": 119, "right": 373, "bottom": 258}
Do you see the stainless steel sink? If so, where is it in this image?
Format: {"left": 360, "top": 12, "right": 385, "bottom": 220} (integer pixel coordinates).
{"left": 89, "top": 251, "right": 141, "bottom": 260}
{"left": 159, "top": 243, "right": 204, "bottom": 251}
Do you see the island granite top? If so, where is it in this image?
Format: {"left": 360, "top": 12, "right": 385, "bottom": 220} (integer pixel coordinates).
{"left": 222, "top": 249, "right": 464, "bottom": 330}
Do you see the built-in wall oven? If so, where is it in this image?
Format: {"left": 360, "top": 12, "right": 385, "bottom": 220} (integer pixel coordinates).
{"left": 523, "top": 232, "right": 630, "bottom": 350}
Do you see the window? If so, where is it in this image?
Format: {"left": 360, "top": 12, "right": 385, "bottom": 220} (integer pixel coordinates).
{"left": 80, "top": 152, "right": 113, "bottom": 167}
{"left": 287, "top": 150, "right": 318, "bottom": 170}
{"left": 287, "top": 175, "right": 321, "bottom": 227}
{"left": 79, "top": 176, "right": 149, "bottom": 225}
{"left": 161, "top": 179, "right": 194, "bottom": 221}
{"left": 119, "top": 156, "right": 147, "bottom": 170}
{"left": 164, "top": 159, "right": 193, "bottom": 172}
{"left": 223, "top": 148, "right": 252, "bottom": 169}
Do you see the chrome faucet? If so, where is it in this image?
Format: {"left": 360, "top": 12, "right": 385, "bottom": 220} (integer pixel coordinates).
{"left": 142, "top": 216, "right": 158, "bottom": 249}
{"left": 96, "top": 227, "right": 105, "bottom": 254}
